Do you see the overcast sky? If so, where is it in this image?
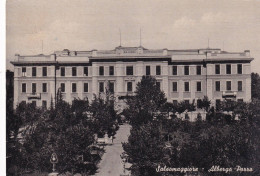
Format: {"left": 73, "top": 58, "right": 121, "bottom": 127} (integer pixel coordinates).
{"left": 6, "top": 0, "right": 260, "bottom": 73}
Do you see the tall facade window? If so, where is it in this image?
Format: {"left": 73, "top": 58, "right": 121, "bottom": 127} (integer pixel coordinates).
{"left": 72, "top": 83, "right": 77, "bottom": 93}
{"left": 32, "top": 83, "right": 36, "bottom": 93}
{"left": 32, "top": 67, "right": 37, "bottom": 77}
{"left": 32, "top": 101, "right": 36, "bottom": 107}
{"left": 196, "top": 65, "right": 201, "bottom": 75}
{"left": 99, "top": 66, "right": 104, "bottom": 76}
{"left": 22, "top": 67, "right": 26, "bottom": 76}
{"left": 109, "top": 66, "right": 114, "bottom": 76}
{"left": 156, "top": 65, "right": 161, "bottom": 75}
{"left": 42, "top": 100, "right": 47, "bottom": 108}
{"left": 184, "top": 82, "right": 189, "bottom": 92}
{"left": 146, "top": 66, "right": 151, "bottom": 75}
{"left": 42, "top": 67, "right": 47, "bottom": 76}
{"left": 84, "top": 67, "right": 88, "bottom": 76}
{"left": 172, "top": 82, "right": 177, "bottom": 92}
{"left": 61, "top": 67, "right": 65, "bottom": 76}
{"left": 237, "top": 64, "right": 242, "bottom": 74}
{"left": 72, "top": 67, "right": 77, "bottom": 76}
{"left": 42, "top": 83, "right": 47, "bottom": 93}
{"left": 109, "top": 82, "right": 114, "bottom": 93}
{"left": 173, "top": 100, "right": 178, "bottom": 106}
{"left": 126, "top": 66, "right": 133, "bottom": 75}
{"left": 215, "top": 81, "right": 220, "bottom": 91}
{"left": 172, "top": 65, "right": 177, "bottom": 75}
{"left": 61, "top": 83, "right": 65, "bottom": 92}
{"left": 22, "top": 83, "right": 26, "bottom": 93}
{"left": 197, "top": 81, "right": 202, "bottom": 92}
{"left": 184, "top": 66, "right": 189, "bottom": 75}
{"left": 226, "top": 64, "right": 231, "bottom": 74}
{"left": 215, "top": 65, "right": 220, "bottom": 74}
{"left": 238, "top": 81, "right": 242, "bottom": 91}
{"left": 226, "top": 81, "right": 231, "bottom": 91}
{"left": 99, "top": 82, "right": 104, "bottom": 92}
{"left": 216, "top": 99, "right": 221, "bottom": 111}
{"left": 84, "top": 83, "right": 89, "bottom": 92}
{"left": 127, "top": 82, "right": 133, "bottom": 92}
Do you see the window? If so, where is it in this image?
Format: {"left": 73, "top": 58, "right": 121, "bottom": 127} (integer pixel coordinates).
{"left": 84, "top": 67, "right": 88, "bottom": 76}
{"left": 172, "top": 82, "right": 177, "bottom": 92}
{"left": 84, "top": 83, "right": 88, "bottom": 92}
{"left": 126, "top": 66, "right": 133, "bottom": 75}
{"left": 215, "top": 65, "right": 220, "bottom": 74}
{"left": 22, "top": 83, "right": 26, "bottom": 93}
{"left": 196, "top": 65, "right": 201, "bottom": 75}
{"left": 42, "top": 100, "right": 47, "bottom": 108}
{"left": 197, "top": 99, "right": 202, "bottom": 108}
{"left": 146, "top": 66, "right": 150, "bottom": 75}
{"left": 237, "top": 64, "right": 242, "bottom": 74}
{"left": 109, "top": 66, "right": 114, "bottom": 76}
{"left": 172, "top": 65, "right": 177, "bottom": 75}
{"left": 61, "top": 83, "right": 65, "bottom": 92}
{"left": 226, "top": 64, "right": 231, "bottom": 74}
{"left": 237, "top": 99, "right": 243, "bottom": 102}
{"left": 215, "top": 81, "right": 220, "bottom": 91}
{"left": 197, "top": 81, "right": 201, "bottom": 92}
{"left": 32, "top": 67, "right": 37, "bottom": 77}
{"left": 184, "top": 82, "right": 189, "bottom": 92}
{"left": 72, "top": 83, "right": 77, "bottom": 93}
{"left": 61, "top": 67, "right": 65, "bottom": 76}
{"left": 32, "top": 101, "right": 36, "bottom": 107}
{"left": 22, "top": 67, "right": 26, "bottom": 76}
{"left": 42, "top": 83, "right": 47, "bottom": 93}
{"left": 127, "top": 82, "right": 132, "bottom": 92}
{"left": 99, "top": 66, "right": 104, "bottom": 76}
{"left": 238, "top": 81, "right": 242, "bottom": 91}
{"left": 156, "top": 82, "right": 160, "bottom": 89}
{"left": 226, "top": 81, "right": 231, "bottom": 91}
{"left": 216, "top": 99, "right": 221, "bottom": 110}
{"left": 109, "top": 82, "right": 114, "bottom": 93}
{"left": 184, "top": 66, "right": 189, "bottom": 75}
{"left": 42, "top": 67, "right": 47, "bottom": 76}
{"left": 99, "top": 82, "right": 104, "bottom": 92}
{"left": 173, "top": 100, "right": 178, "bottom": 106}
{"left": 32, "top": 83, "right": 36, "bottom": 93}
{"left": 72, "top": 67, "right": 77, "bottom": 76}
{"left": 184, "top": 100, "right": 190, "bottom": 104}
{"left": 156, "top": 65, "right": 161, "bottom": 75}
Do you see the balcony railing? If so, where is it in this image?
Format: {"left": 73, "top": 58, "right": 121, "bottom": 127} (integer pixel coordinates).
{"left": 27, "top": 93, "right": 41, "bottom": 100}
{"left": 222, "top": 91, "right": 237, "bottom": 98}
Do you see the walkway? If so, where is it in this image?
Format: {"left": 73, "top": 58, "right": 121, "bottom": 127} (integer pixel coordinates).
{"left": 94, "top": 124, "right": 131, "bottom": 176}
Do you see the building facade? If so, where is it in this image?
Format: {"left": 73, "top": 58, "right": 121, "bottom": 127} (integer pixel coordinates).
{"left": 11, "top": 46, "right": 253, "bottom": 109}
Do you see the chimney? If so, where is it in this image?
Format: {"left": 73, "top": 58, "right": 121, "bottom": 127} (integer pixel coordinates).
{"left": 163, "top": 48, "right": 168, "bottom": 56}
{"left": 244, "top": 50, "right": 250, "bottom": 56}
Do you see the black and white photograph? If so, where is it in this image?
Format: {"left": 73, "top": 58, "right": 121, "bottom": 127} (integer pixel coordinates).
{"left": 4, "top": 0, "right": 260, "bottom": 175}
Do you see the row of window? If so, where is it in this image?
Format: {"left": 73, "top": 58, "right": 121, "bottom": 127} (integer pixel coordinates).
{"left": 172, "top": 81, "right": 201, "bottom": 92}
{"left": 21, "top": 64, "right": 243, "bottom": 77}
{"left": 215, "top": 64, "right": 242, "bottom": 75}
{"left": 22, "top": 67, "right": 48, "bottom": 77}
{"left": 172, "top": 98, "right": 244, "bottom": 107}
{"left": 21, "top": 82, "right": 134, "bottom": 93}
{"left": 171, "top": 80, "right": 243, "bottom": 92}
{"left": 215, "top": 80, "right": 243, "bottom": 91}
{"left": 22, "top": 83, "right": 48, "bottom": 93}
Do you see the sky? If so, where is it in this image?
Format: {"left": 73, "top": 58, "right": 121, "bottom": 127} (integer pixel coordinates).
{"left": 6, "top": 0, "right": 260, "bottom": 73}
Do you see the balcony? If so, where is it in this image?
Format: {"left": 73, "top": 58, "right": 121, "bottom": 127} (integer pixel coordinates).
{"left": 27, "top": 93, "right": 41, "bottom": 100}
{"left": 222, "top": 91, "right": 237, "bottom": 98}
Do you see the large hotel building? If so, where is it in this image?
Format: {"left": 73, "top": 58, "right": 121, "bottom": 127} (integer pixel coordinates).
{"left": 11, "top": 46, "right": 253, "bottom": 109}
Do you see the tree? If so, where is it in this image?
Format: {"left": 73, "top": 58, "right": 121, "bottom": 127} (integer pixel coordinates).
{"left": 251, "top": 72, "right": 260, "bottom": 100}
{"left": 124, "top": 76, "right": 167, "bottom": 126}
